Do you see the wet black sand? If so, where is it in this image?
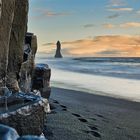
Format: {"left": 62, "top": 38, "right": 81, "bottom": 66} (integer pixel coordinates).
{"left": 44, "top": 87, "right": 140, "bottom": 140}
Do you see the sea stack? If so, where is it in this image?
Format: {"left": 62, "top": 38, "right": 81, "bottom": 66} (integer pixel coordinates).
{"left": 55, "top": 40, "right": 63, "bottom": 58}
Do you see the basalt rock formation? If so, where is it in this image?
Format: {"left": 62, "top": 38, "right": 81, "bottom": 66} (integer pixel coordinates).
{"left": 0, "top": 0, "right": 28, "bottom": 92}
{"left": 7, "top": 0, "right": 29, "bottom": 93}
{"left": 0, "top": 121, "right": 47, "bottom": 140}
{"left": 54, "top": 41, "right": 63, "bottom": 58}
{"left": 0, "top": 94, "right": 50, "bottom": 136}
{"left": 0, "top": 0, "right": 16, "bottom": 88}
{"left": 31, "top": 63, "right": 51, "bottom": 99}
{"left": 0, "top": 0, "right": 50, "bottom": 137}
{"left": 20, "top": 33, "right": 37, "bottom": 93}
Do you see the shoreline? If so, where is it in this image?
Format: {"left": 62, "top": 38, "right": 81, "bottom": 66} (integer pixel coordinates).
{"left": 51, "top": 82, "right": 140, "bottom": 103}
{"left": 44, "top": 87, "right": 140, "bottom": 140}
{"left": 50, "top": 68, "right": 140, "bottom": 102}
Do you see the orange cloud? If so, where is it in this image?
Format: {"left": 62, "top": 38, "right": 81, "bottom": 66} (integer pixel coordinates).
{"left": 40, "top": 35, "right": 140, "bottom": 57}
{"left": 42, "top": 10, "right": 71, "bottom": 17}
{"left": 120, "top": 22, "right": 140, "bottom": 28}
{"left": 34, "top": 8, "right": 72, "bottom": 19}
{"left": 103, "top": 23, "right": 116, "bottom": 28}
{"left": 108, "top": 0, "right": 127, "bottom": 7}
{"left": 102, "top": 22, "right": 140, "bottom": 29}
{"left": 108, "top": 7, "right": 133, "bottom": 12}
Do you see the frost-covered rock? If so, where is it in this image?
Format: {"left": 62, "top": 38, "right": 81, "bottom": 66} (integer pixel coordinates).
{"left": 0, "top": 124, "right": 47, "bottom": 140}
{"left": 0, "top": 124, "right": 19, "bottom": 140}
{"left": 0, "top": 94, "right": 50, "bottom": 135}
{"left": 20, "top": 33, "right": 38, "bottom": 93}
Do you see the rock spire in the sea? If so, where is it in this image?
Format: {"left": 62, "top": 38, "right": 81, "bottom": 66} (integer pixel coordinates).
{"left": 55, "top": 40, "right": 63, "bottom": 58}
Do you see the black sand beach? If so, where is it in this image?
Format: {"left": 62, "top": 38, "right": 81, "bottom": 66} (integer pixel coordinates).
{"left": 44, "top": 87, "right": 140, "bottom": 140}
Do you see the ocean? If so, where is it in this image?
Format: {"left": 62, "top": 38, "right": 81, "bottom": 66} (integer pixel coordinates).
{"left": 36, "top": 56, "right": 140, "bottom": 102}
{"left": 37, "top": 57, "right": 140, "bottom": 80}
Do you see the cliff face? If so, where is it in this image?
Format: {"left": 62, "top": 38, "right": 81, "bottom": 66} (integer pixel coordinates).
{"left": 0, "top": 95, "right": 50, "bottom": 136}
{"left": 0, "top": 0, "right": 16, "bottom": 86}
{"left": 7, "top": 0, "right": 29, "bottom": 92}
{"left": 31, "top": 35, "right": 38, "bottom": 56}
{"left": 0, "top": 1, "right": 50, "bottom": 136}
{"left": 20, "top": 33, "right": 37, "bottom": 93}
{"left": 0, "top": 0, "right": 28, "bottom": 92}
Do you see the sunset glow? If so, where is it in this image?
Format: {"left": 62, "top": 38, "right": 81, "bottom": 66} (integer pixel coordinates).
{"left": 29, "top": 0, "right": 140, "bottom": 57}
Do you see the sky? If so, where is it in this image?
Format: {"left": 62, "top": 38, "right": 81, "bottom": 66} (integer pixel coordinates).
{"left": 28, "top": 0, "right": 140, "bottom": 57}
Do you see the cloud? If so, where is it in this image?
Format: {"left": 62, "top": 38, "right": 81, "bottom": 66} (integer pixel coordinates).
{"left": 84, "top": 24, "right": 95, "bottom": 28}
{"left": 42, "top": 10, "right": 71, "bottom": 17}
{"left": 136, "top": 10, "right": 140, "bottom": 15}
{"left": 34, "top": 8, "right": 72, "bottom": 18}
{"left": 97, "top": 50, "right": 123, "bottom": 55}
{"left": 108, "top": 0, "right": 127, "bottom": 7}
{"left": 120, "top": 22, "right": 140, "bottom": 28}
{"left": 108, "top": 13, "right": 120, "bottom": 19}
{"left": 102, "top": 22, "right": 140, "bottom": 29}
{"left": 103, "top": 23, "right": 116, "bottom": 28}
{"left": 42, "top": 42, "right": 55, "bottom": 46}
{"left": 40, "top": 35, "right": 140, "bottom": 57}
{"left": 62, "top": 40, "right": 85, "bottom": 44}
{"left": 108, "top": 7, "right": 133, "bottom": 12}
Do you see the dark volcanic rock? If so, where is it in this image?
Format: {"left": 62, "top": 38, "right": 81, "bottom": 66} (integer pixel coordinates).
{"left": 0, "top": 95, "right": 50, "bottom": 136}
{"left": 0, "top": 0, "right": 51, "bottom": 137}
{"left": 54, "top": 41, "right": 63, "bottom": 58}
{"left": 7, "top": 0, "right": 29, "bottom": 93}
{"left": 31, "top": 35, "right": 38, "bottom": 57}
{"left": 0, "top": 0, "right": 16, "bottom": 85}
{"left": 0, "top": 124, "right": 47, "bottom": 139}
{"left": 20, "top": 33, "right": 38, "bottom": 93}
{"left": 0, "top": 0, "right": 29, "bottom": 92}
{"left": 31, "top": 63, "right": 51, "bottom": 99}
{"left": 17, "top": 136, "right": 46, "bottom": 140}
{"left": 0, "top": 124, "right": 19, "bottom": 140}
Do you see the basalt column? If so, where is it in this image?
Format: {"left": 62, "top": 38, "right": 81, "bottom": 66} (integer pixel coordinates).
{"left": 20, "top": 33, "right": 37, "bottom": 92}
{"left": 30, "top": 34, "right": 38, "bottom": 73}
{"left": 7, "top": 0, "right": 29, "bottom": 92}
{"left": 31, "top": 35, "right": 37, "bottom": 57}
{"left": 0, "top": 0, "right": 15, "bottom": 88}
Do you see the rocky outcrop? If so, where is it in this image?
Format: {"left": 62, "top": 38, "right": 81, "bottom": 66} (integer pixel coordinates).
{"left": 20, "top": 33, "right": 37, "bottom": 93}
{"left": 55, "top": 41, "right": 63, "bottom": 58}
{"left": 31, "top": 64, "right": 51, "bottom": 99}
{"left": 0, "top": 0, "right": 16, "bottom": 87}
{"left": 0, "top": 124, "right": 19, "bottom": 140}
{"left": 0, "top": 0, "right": 28, "bottom": 93}
{"left": 0, "top": 94, "right": 50, "bottom": 136}
{"left": 0, "top": 124, "right": 46, "bottom": 139}
{"left": 0, "top": 0, "right": 51, "bottom": 137}
{"left": 0, "top": 1, "right": 2, "bottom": 18}
{"left": 31, "top": 35, "right": 38, "bottom": 57}
{"left": 7, "top": 0, "right": 28, "bottom": 93}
